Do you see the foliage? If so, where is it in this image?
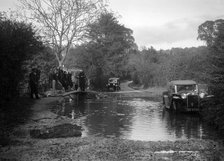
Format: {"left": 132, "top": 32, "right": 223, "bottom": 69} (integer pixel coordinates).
{"left": 0, "top": 15, "right": 43, "bottom": 107}
{"left": 65, "top": 12, "right": 136, "bottom": 89}
{"left": 164, "top": 47, "right": 210, "bottom": 83}
{"left": 198, "top": 19, "right": 224, "bottom": 98}
{"left": 66, "top": 44, "right": 209, "bottom": 90}
{"left": 86, "top": 12, "right": 136, "bottom": 76}
{"left": 198, "top": 19, "right": 224, "bottom": 133}
{"left": 64, "top": 14, "right": 211, "bottom": 91}
{"left": 128, "top": 47, "right": 157, "bottom": 87}
{"left": 198, "top": 19, "right": 224, "bottom": 47}
{"left": 127, "top": 46, "right": 209, "bottom": 87}
{"left": 24, "top": 47, "right": 58, "bottom": 91}
{"left": 18, "top": 0, "right": 106, "bottom": 66}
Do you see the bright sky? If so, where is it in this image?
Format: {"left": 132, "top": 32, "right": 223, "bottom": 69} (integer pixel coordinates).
{"left": 1, "top": 0, "right": 224, "bottom": 50}
{"left": 108, "top": 0, "right": 224, "bottom": 50}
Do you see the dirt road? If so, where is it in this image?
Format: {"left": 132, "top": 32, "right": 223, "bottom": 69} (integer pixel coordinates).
{"left": 0, "top": 85, "right": 224, "bottom": 161}
{"left": 112, "top": 81, "right": 166, "bottom": 101}
{"left": 120, "top": 81, "right": 135, "bottom": 91}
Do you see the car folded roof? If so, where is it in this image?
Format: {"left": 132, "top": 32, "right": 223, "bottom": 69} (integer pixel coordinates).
{"left": 169, "top": 80, "right": 197, "bottom": 85}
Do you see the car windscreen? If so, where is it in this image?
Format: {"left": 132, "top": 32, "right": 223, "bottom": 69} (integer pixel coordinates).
{"left": 176, "top": 84, "right": 196, "bottom": 92}
{"left": 109, "top": 79, "right": 118, "bottom": 83}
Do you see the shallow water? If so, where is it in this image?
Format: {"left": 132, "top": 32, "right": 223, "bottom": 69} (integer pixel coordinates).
{"left": 53, "top": 95, "right": 223, "bottom": 141}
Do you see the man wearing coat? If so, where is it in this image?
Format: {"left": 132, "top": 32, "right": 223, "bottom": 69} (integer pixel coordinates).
{"left": 29, "top": 68, "right": 40, "bottom": 99}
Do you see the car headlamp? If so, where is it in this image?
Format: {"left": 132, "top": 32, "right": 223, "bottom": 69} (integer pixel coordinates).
{"left": 181, "top": 93, "right": 187, "bottom": 99}
{"left": 199, "top": 92, "right": 205, "bottom": 98}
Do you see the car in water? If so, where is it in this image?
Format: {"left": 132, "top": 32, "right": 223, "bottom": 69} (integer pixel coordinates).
{"left": 106, "top": 78, "right": 120, "bottom": 91}
{"left": 162, "top": 80, "right": 211, "bottom": 112}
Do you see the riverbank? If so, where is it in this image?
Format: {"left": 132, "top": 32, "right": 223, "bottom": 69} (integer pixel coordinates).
{"left": 1, "top": 88, "right": 224, "bottom": 160}
{"left": 1, "top": 135, "right": 223, "bottom": 160}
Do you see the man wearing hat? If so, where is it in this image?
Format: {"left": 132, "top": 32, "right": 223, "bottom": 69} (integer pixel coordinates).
{"left": 29, "top": 68, "right": 40, "bottom": 99}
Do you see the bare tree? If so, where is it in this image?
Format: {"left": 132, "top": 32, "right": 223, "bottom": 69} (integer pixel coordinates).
{"left": 18, "top": 0, "right": 106, "bottom": 66}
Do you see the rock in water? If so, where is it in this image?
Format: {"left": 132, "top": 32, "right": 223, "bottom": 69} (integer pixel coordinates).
{"left": 30, "top": 123, "right": 82, "bottom": 139}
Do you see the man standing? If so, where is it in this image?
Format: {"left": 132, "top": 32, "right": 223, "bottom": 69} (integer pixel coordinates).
{"left": 29, "top": 68, "right": 40, "bottom": 99}
{"left": 79, "top": 71, "right": 86, "bottom": 91}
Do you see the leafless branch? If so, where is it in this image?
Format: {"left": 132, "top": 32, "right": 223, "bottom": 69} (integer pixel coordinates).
{"left": 18, "top": 0, "right": 106, "bottom": 66}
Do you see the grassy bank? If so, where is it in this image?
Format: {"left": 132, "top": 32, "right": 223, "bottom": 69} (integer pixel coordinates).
{"left": 0, "top": 136, "right": 223, "bottom": 160}
{"left": 200, "top": 102, "right": 224, "bottom": 134}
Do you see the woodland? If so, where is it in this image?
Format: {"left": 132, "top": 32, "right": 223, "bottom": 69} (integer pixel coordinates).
{"left": 0, "top": 0, "right": 224, "bottom": 134}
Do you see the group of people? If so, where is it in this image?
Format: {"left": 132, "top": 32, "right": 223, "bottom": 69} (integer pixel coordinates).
{"left": 29, "top": 66, "right": 87, "bottom": 99}
{"left": 49, "top": 68, "right": 73, "bottom": 91}
{"left": 49, "top": 67, "right": 87, "bottom": 92}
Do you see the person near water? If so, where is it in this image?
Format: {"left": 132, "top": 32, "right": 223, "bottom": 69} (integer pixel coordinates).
{"left": 78, "top": 71, "right": 86, "bottom": 91}
{"left": 29, "top": 68, "right": 40, "bottom": 99}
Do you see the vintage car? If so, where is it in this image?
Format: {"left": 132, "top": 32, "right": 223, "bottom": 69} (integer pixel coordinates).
{"left": 106, "top": 77, "right": 120, "bottom": 91}
{"left": 162, "top": 80, "right": 210, "bottom": 112}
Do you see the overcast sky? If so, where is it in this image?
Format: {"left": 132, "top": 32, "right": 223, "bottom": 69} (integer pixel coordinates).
{"left": 1, "top": 0, "right": 224, "bottom": 50}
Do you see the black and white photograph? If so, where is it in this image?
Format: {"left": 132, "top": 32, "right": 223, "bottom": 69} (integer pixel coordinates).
{"left": 0, "top": 0, "right": 224, "bottom": 160}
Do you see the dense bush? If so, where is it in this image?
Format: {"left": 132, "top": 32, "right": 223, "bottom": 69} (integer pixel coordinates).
{"left": 198, "top": 19, "right": 224, "bottom": 132}
{"left": 0, "top": 15, "right": 43, "bottom": 108}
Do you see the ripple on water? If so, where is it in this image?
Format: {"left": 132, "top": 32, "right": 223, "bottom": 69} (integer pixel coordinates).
{"left": 55, "top": 97, "right": 223, "bottom": 141}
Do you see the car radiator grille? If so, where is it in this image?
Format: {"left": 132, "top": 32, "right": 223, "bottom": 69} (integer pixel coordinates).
{"left": 187, "top": 95, "right": 199, "bottom": 108}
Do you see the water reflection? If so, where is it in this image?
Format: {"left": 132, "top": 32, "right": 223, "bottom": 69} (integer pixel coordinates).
{"left": 162, "top": 110, "right": 203, "bottom": 139}
{"left": 53, "top": 95, "right": 222, "bottom": 141}
{"left": 83, "top": 98, "right": 135, "bottom": 138}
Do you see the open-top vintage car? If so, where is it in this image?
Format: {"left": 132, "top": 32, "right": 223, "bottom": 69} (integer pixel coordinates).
{"left": 106, "top": 77, "right": 120, "bottom": 91}
{"left": 162, "top": 80, "right": 211, "bottom": 112}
